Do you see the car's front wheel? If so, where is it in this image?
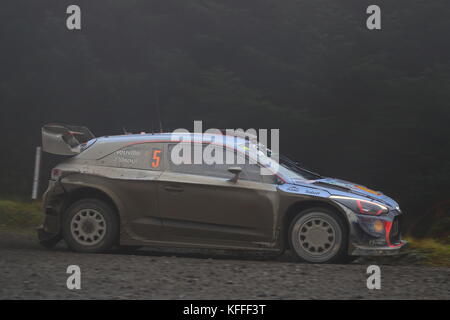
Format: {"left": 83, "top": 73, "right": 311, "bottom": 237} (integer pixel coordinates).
{"left": 289, "top": 207, "right": 349, "bottom": 263}
{"left": 62, "top": 199, "right": 119, "bottom": 253}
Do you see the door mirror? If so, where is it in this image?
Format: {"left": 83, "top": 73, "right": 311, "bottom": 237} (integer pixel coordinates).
{"left": 227, "top": 167, "right": 242, "bottom": 183}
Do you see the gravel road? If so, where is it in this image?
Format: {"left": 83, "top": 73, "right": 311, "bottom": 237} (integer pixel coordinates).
{"left": 0, "top": 232, "right": 448, "bottom": 299}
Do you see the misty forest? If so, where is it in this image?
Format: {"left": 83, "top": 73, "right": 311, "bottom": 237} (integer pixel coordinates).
{"left": 0, "top": 0, "right": 449, "bottom": 239}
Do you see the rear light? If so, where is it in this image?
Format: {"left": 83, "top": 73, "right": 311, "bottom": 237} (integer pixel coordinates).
{"left": 51, "top": 168, "right": 62, "bottom": 180}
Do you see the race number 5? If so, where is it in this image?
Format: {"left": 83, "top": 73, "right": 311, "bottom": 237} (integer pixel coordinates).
{"left": 151, "top": 149, "right": 162, "bottom": 168}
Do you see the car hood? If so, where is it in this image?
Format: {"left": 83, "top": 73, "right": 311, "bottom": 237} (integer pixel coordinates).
{"left": 290, "top": 177, "right": 400, "bottom": 209}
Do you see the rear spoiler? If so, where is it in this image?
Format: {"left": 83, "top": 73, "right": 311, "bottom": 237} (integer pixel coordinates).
{"left": 42, "top": 123, "right": 95, "bottom": 155}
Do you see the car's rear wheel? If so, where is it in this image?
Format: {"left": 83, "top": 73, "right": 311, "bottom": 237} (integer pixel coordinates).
{"left": 62, "top": 199, "right": 119, "bottom": 253}
{"left": 289, "top": 207, "right": 349, "bottom": 263}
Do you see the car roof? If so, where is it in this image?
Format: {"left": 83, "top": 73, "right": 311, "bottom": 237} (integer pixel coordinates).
{"left": 78, "top": 132, "right": 252, "bottom": 160}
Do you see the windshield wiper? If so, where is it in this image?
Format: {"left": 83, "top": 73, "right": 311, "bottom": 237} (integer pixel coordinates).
{"left": 279, "top": 155, "right": 322, "bottom": 179}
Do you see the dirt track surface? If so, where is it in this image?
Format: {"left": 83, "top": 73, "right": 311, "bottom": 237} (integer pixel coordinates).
{"left": 0, "top": 232, "right": 448, "bottom": 299}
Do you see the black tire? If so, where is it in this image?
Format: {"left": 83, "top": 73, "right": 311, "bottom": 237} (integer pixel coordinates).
{"left": 289, "top": 207, "right": 349, "bottom": 264}
{"left": 62, "top": 199, "right": 119, "bottom": 253}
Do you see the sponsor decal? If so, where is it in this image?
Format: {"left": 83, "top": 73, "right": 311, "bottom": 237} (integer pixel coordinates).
{"left": 354, "top": 185, "right": 382, "bottom": 196}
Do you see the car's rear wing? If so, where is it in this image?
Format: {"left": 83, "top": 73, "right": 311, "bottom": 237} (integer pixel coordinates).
{"left": 42, "top": 123, "right": 95, "bottom": 155}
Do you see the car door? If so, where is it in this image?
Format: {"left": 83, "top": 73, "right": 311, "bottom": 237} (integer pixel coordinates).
{"left": 157, "top": 143, "right": 279, "bottom": 247}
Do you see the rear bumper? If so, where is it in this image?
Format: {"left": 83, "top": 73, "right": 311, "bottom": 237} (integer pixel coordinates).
{"left": 37, "top": 225, "right": 60, "bottom": 242}
{"left": 350, "top": 240, "right": 408, "bottom": 256}
{"left": 37, "top": 180, "right": 64, "bottom": 243}
{"left": 37, "top": 208, "right": 61, "bottom": 244}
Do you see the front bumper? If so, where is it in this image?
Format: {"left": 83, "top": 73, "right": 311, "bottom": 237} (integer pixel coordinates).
{"left": 335, "top": 203, "right": 408, "bottom": 256}
{"left": 350, "top": 240, "right": 408, "bottom": 256}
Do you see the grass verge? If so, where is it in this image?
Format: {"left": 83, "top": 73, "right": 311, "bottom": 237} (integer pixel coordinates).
{"left": 404, "top": 237, "right": 450, "bottom": 267}
{"left": 0, "top": 199, "right": 44, "bottom": 234}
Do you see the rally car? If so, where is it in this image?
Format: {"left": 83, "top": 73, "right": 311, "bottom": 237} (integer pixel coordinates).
{"left": 38, "top": 123, "right": 407, "bottom": 263}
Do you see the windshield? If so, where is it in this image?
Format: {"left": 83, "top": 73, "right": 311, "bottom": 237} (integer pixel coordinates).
{"left": 237, "top": 142, "right": 322, "bottom": 181}
{"left": 278, "top": 156, "right": 322, "bottom": 180}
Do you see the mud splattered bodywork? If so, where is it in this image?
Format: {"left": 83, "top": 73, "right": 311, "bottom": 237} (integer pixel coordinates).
{"left": 38, "top": 124, "right": 407, "bottom": 257}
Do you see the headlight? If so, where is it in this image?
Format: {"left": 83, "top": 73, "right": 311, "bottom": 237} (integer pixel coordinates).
{"left": 330, "top": 195, "right": 388, "bottom": 216}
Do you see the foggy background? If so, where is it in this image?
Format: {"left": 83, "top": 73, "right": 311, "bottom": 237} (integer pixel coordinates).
{"left": 1, "top": 0, "right": 449, "bottom": 237}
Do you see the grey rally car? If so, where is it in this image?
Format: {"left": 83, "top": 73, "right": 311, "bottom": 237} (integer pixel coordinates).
{"left": 38, "top": 124, "right": 407, "bottom": 263}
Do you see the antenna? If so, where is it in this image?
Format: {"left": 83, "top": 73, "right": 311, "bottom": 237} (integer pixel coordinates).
{"left": 154, "top": 81, "right": 163, "bottom": 133}
{"left": 150, "top": 116, "right": 154, "bottom": 135}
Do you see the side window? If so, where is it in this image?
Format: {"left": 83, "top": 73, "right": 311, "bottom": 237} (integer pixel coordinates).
{"left": 217, "top": 149, "right": 261, "bottom": 182}
{"left": 262, "top": 173, "right": 278, "bottom": 184}
{"left": 168, "top": 143, "right": 262, "bottom": 182}
{"left": 99, "top": 143, "right": 164, "bottom": 170}
{"left": 167, "top": 143, "right": 211, "bottom": 176}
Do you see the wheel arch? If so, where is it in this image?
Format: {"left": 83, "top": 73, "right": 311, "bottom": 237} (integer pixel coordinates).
{"left": 61, "top": 186, "right": 121, "bottom": 224}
